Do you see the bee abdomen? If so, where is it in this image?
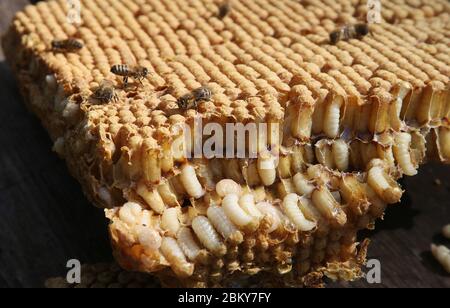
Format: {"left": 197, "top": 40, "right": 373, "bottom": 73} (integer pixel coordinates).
{"left": 111, "top": 64, "right": 129, "bottom": 76}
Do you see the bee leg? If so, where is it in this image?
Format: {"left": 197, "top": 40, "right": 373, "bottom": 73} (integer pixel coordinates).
{"left": 123, "top": 76, "right": 129, "bottom": 88}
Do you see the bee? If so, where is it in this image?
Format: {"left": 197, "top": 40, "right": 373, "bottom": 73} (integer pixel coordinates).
{"left": 217, "top": 1, "right": 231, "bottom": 19}
{"left": 177, "top": 86, "right": 212, "bottom": 110}
{"left": 51, "top": 39, "right": 83, "bottom": 52}
{"left": 92, "top": 80, "right": 118, "bottom": 103}
{"left": 110, "top": 64, "right": 149, "bottom": 86}
{"left": 329, "top": 23, "right": 370, "bottom": 44}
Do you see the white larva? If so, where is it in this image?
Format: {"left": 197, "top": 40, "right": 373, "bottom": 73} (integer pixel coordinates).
{"left": 255, "top": 201, "right": 281, "bottom": 233}
{"left": 136, "top": 183, "right": 166, "bottom": 214}
{"left": 119, "top": 202, "right": 142, "bottom": 226}
{"left": 332, "top": 139, "right": 349, "bottom": 171}
{"left": 180, "top": 164, "right": 205, "bottom": 199}
{"left": 215, "top": 179, "right": 242, "bottom": 197}
{"left": 160, "top": 143, "right": 174, "bottom": 173}
{"left": 222, "top": 194, "right": 255, "bottom": 228}
{"left": 239, "top": 194, "right": 263, "bottom": 220}
{"left": 323, "top": 95, "right": 343, "bottom": 138}
{"left": 367, "top": 165, "right": 402, "bottom": 204}
{"left": 430, "top": 244, "right": 450, "bottom": 273}
{"left": 177, "top": 227, "right": 201, "bottom": 261}
{"left": 191, "top": 216, "right": 226, "bottom": 256}
{"left": 282, "top": 194, "right": 317, "bottom": 231}
{"left": 393, "top": 132, "right": 418, "bottom": 176}
{"left": 136, "top": 226, "right": 162, "bottom": 251}
{"left": 311, "top": 187, "right": 347, "bottom": 226}
{"left": 293, "top": 172, "right": 314, "bottom": 196}
{"left": 157, "top": 181, "right": 180, "bottom": 207}
{"left": 442, "top": 224, "right": 450, "bottom": 239}
{"left": 160, "top": 237, "right": 194, "bottom": 278}
{"left": 161, "top": 208, "right": 181, "bottom": 237}
{"left": 206, "top": 206, "right": 241, "bottom": 242}
{"left": 257, "top": 151, "right": 277, "bottom": 186}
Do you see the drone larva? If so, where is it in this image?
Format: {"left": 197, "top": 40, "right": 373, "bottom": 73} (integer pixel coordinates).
{"left": 191, "top": 216, "right": 226, "bottom": 257}
{"left": 180, "top": 164, "right": 205, "bottom": 199}
{"left": 161, "top": 208, "right": 181, "bottom": 237}
{"left": 136, "top": 183, "right": 165, "bottom": 214}
{"left": 215, "top": 179, "right": 242, "bottom": 197}
{"left": 118, "top": 202, "right": 142, "bottom": 226}
{"left": 367, "top": 160, "right": 403, "bottom": 204}
{"left": 311, "top": 186, "right": 347, "bottom": 226}
{"left": 136, "top": 226, "right": 162, "bottom": 251}
{"left": 293, "top": 172, "right": 315, "bottom": 196}
{"left": 157, "top": 181, "right": 181, "bottom": 207}
{"left": 393, "top": 133, "right": 418, "bottom": 176}
{"left": 257, "top": 151, "right": 277, "bottom": 186}
{"left": 222, "top": 194, "right": 257, "bottom": 229}
{"left": 255, "top": 201, "right": 281, "bottom": 233}
{"left": 332, "top": 140, "right": 349, "bottom": 171}
{"left": 160, "top": 237, "right": 194, "bottom": 278}
{"left": 207, "top": 206, "right": 243, "bottom": 244}
{"left": 239, "top": 194, "right": 263, "bottom": 220}
{"left": 282, "top": 194, "right": 317, "bottom": 231}
{"left": 177, "top": 227, "right": 202, "bottom": 261}
{"left": 323, "top": 95, "right": 343, "bottom": 138}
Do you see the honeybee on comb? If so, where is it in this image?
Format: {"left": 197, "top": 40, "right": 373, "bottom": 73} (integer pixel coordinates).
{"left": 329, "top": 23, "right": 370, "bottom": 44}
{"left": 92, "top": 80, "right": 118, "bottom": 103}
{"left": 177, "top": 86, "right": 212, "bottom": 110}
{"left": 51, "top": 39, "right": 83, "bottom": 52}
{"left": 110, "top": 64, "right": 149, "bottom": 87}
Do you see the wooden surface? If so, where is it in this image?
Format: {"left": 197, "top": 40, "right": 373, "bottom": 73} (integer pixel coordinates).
{"left": 0, "top": 0, "right": 449, "bottom": 288}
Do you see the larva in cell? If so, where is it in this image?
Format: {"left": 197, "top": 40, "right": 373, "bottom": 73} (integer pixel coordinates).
{"left": 293, "top": 172, "right": 315, "bottom": 196}
{"left": 191, "top": 216, "right": 226, "bottom": 256}
{"left": 323, "top": 95, "right": 343, "bottom": 138}
{"left": 160, "top": 237, "right": 194, "bottom": 278}
{"left": 180, "top": 164, "right": 205, "bottom": 199}
{"left": 222, "top": 194, "right": 258, "bottom": 230}
{"left": 136, "top": 183, "right": 166, "bottom": 214}
{"left": 332, "top": 139, "right": 349, "bottom": 171}
{"left": 367, "top": 160, "right": 403, "bottom": 204}
{"left": 255, "top": 201, "right": 281, "bottom": 233}
{"left": 282, "top": 194, "right": 317, "bottom": 231}
{"left": 393, "top": 132, "right": 418, "bottom": 176}
{"left": 207, "top": 206, "right": 243, "bottom": 244}
{"left": 161, "top": 207, "right": 181, "bottom": 237}
{"left": 157, "top": 181, "right": 181, "bottom": 207}
{"left": 136, "top": 226, "right": 162, "bottom": 251}
{"left": 239, "top": 194, "right": 263, "bottom": 220}
{"left": 257, "top": 150, "right": 277, "bottom": 186}
{"left": 119, "top": 202, "right": 142, "bottom": 226}
{"left": 142, "top": 139, "right": 161, "bottom": 184}
{"left": 177, "top": 227, "right": 202, "bottom": 262}
{"left": 311, "top": 186, "right": 347, "bottom": 226}
{"left": 215, "top": 179, "right": 242, "bottom": 197}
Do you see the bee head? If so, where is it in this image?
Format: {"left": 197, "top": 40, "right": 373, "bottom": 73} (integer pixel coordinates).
{"left": 177, "top": 96, "right": 188, "bottom": 109}
{"left": 329, "top": 31, "right": 340, "bottom": 44}
{"left": 355, "top": 24, "right": 369, "bottom": 36}
{"left": 142, "top": 67, "right": 149, "bottom": 77}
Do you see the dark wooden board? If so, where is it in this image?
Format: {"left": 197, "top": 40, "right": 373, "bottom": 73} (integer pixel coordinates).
{"left": 0, "top": 0, "right": 449, "bottom": 288}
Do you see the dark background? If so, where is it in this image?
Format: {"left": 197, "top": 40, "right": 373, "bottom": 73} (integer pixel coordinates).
{"left": 0, "top": 0, "right": 449, "bottom": 288}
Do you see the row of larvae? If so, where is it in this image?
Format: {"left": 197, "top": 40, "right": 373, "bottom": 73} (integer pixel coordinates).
{"left": 108, "top": 158, "right": 403, "bottom": 279}
{"left": 288, "top": 83, "right": 450, "bottom": 141}
{"left": 115, "top": 130, "right": 424, "bottom": 202}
